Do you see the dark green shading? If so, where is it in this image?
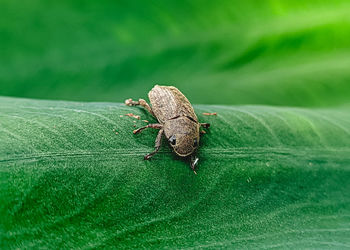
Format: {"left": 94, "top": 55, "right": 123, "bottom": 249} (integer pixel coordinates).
{"left": 1, "top": 97, "right": 349, "bottom": 248}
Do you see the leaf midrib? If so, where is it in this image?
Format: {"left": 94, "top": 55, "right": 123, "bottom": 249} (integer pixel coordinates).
{"left": 2, "top": 147, "right": 350, "bottom": 164}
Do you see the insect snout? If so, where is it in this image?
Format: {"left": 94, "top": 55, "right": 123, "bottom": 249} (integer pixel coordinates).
{"left": 169, "top": 135, "right": 176, "bottom": 145}
{"left": 168, "top": 133, "right": 199, "bottom": 157}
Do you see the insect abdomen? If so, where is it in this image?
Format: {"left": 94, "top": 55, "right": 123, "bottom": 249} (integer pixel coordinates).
{"left": 148, "top": 85, "right": 198, "bottom": 123}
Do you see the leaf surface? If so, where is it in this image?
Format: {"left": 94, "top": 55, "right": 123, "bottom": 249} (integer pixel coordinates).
{"left": 1, "top": 97, "right": 349, "bottom": 248}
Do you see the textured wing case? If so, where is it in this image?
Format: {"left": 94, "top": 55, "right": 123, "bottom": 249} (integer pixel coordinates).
{"left": 148, "top": 85, "right": 198, "bottom": 123}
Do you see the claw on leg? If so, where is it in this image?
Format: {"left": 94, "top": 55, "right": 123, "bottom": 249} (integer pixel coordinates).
{"left": 125, "top": 98, "right": 155, "bottom": 117}
{"left": 200, "top": 123, "right": 210, "bottom": 128}
{"left": 144, "top": 154, "right": 153, "bottom": 160}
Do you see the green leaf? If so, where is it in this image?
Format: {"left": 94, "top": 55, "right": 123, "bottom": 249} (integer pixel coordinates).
{"left": 1, "top": 96, "right": 349, "bottom": 248}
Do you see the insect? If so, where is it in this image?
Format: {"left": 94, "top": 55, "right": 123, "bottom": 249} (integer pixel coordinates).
{"left": 125, "top": 85, "right": 210, "bottom": 174}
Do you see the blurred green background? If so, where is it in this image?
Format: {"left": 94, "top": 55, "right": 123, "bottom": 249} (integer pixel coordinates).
{"left": 2, "top": 1, "right": 350, "bottom": 248}
{"left": 1, "top": 0, "right": 350, "bottom": 106}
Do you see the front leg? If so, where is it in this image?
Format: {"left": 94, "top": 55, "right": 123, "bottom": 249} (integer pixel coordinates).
{"left": 144, "top": 128, "right": 164, "bottom": 160}
{"left": 200, "top": 123, "right": 210, "bottom": 135}
{"left": 133, "top": 123, "right": 162, "bottom": 134}
{"left": 125, "top": 98, "right": 155, "bottom": 117}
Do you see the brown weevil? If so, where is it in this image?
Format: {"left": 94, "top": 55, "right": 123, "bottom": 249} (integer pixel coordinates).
{"left": 125, "top": 85, "right": 210, "bottom": 174}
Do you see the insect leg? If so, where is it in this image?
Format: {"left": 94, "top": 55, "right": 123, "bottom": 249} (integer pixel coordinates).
{"left": 200, "top": 123, "right": 210, "bottom": 128}
{"left": 133, "top": 123, "right": 162, "bottom": 134}
{"left": 144, "top": 128, "right": 164, "bottom": 160}
{"left": 125, "top": 98, "right": 155, "bottom": 117}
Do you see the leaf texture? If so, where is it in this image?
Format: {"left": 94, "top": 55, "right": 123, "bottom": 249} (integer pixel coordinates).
{"left": 1, "top": 97, "right": 349, "bottom": 248}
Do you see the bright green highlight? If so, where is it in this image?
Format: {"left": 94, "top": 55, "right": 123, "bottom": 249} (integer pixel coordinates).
{"left": 1, "top": 0, "right": 350, "bottom": 106}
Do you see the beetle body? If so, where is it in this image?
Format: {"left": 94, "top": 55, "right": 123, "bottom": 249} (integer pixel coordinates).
{"left": 149, "top": 86, "right": 200, "bottom": 157}
{"left": 125, "top": 85, "right": 210, "bottom": 173}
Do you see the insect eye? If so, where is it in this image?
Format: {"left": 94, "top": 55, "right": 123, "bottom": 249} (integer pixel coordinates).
{"left": 169, "top": 135, "right": 176, "bottom": 145}
{"left": 193, "top": 139, "right": 198, "bottom": 147}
